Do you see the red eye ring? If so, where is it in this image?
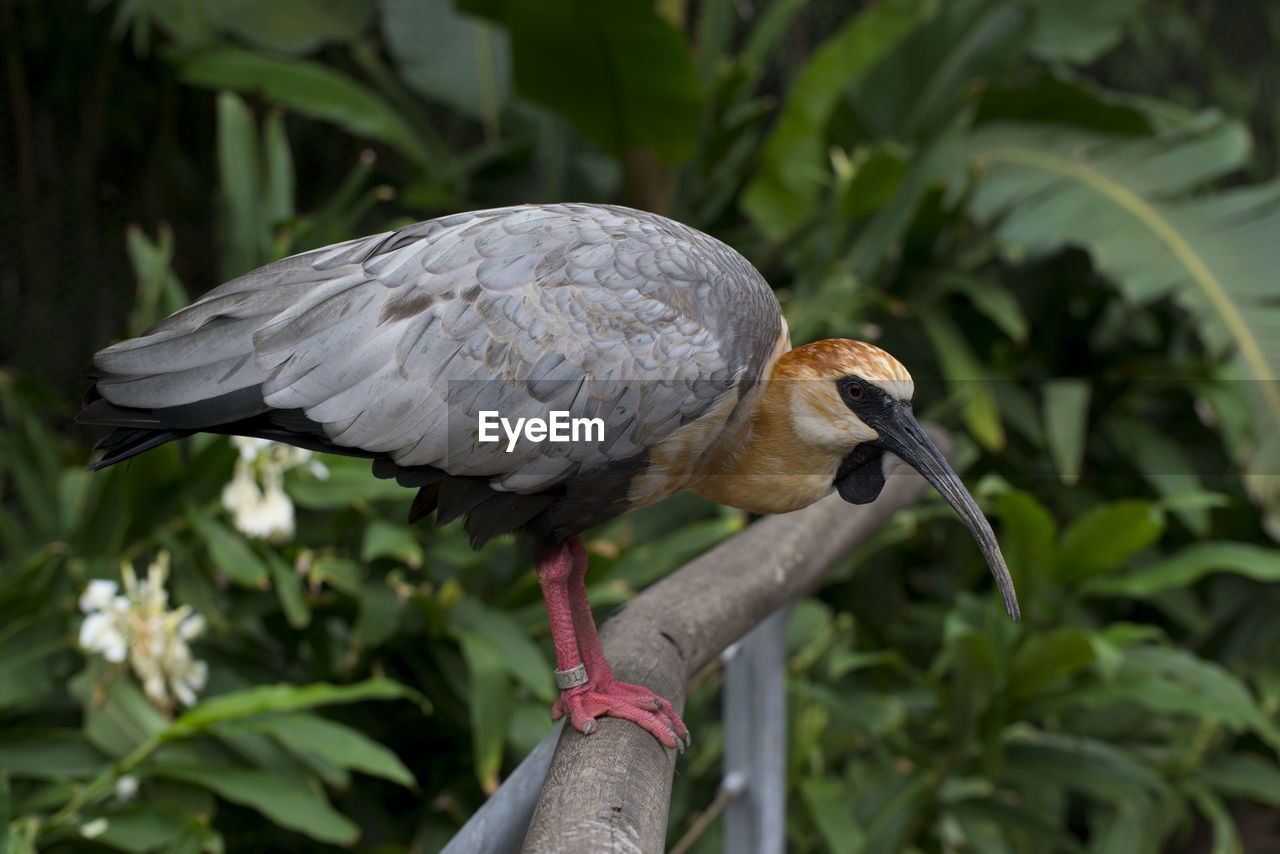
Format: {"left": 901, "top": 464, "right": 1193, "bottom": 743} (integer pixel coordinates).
{"left": 844, "top": 381, "right": 864, "bottom": 401}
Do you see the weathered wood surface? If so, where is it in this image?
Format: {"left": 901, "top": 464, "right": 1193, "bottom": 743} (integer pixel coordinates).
{"left": 520, "top": 445, "right": 939, "bottom": 854}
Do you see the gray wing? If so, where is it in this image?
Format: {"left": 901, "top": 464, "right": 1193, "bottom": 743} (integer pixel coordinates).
{"left": 92, "top": 203, "right": 784, "bottom": 492}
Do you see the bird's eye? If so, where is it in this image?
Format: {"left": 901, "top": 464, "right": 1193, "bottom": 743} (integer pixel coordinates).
{"left": 843, "top": 380, "right": 864, "bottom": 402}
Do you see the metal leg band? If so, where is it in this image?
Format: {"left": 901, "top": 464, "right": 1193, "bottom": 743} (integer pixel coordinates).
{"left": 554, "top": 663, "right": 589, "bottom": 690}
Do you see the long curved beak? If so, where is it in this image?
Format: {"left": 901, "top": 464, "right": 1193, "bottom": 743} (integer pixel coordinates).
{"left": 876, "top": 404, "right": 1021, "bottom": 622}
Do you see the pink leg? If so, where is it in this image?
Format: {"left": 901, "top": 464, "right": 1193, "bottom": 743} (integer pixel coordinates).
{"left": 537, "top": 538, "right": 689, "bottom": 749}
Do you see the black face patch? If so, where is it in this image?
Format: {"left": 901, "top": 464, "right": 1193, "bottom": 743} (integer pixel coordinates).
{"left": 836, "top": 376, "right": 893, "bottom": 422}
{"left": 832, "top": 375, "right": 905, "bottom": 504}
{"left": 834, "top": 442, "right": 886, "bottom": 505}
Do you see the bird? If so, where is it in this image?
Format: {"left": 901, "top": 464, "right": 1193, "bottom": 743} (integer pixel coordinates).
{"left": 78, "top": 202, "right": 1020, "bottom": 750}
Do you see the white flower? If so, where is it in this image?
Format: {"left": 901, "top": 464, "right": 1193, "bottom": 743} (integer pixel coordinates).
{"left": 79, "top": 612, "right": 127, "bottom": 663}
{"left": 222, "top": 437, "right": 318, "bottom": 543}
{"left": 79, "top": 579, "right": 120, "bottom": 614}
{"left": 80, "top": 818, "right": 109, "bottom": 839}
{"left": 78, "top": 553, "right": 209, "bottom": 714}
{"left": 115, "top": 774, "right": 140, "bottom": 801}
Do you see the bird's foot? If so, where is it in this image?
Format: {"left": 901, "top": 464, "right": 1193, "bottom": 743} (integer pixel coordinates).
{"left": 552, "top": 677, "right": 690, "bottom": 751}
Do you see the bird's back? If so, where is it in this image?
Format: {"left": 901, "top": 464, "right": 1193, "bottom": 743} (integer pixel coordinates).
{"left": 81, "top": 204, "right": 786, "bottom": 544}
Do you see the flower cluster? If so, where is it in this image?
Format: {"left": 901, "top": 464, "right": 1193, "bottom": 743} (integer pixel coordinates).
{"left": 78, "top": 552, "right": 208, "bottom": 714}
{"left": 221, "top": 436, "right": 327, "bottom": 543}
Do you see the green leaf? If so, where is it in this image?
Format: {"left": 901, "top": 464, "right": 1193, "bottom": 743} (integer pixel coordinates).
{"left": 92, "top": 808, "right": 192, "bottom": 854}
{"left": 382, "top": 0, "right": 510, "bottom": 127}
{"left": 171, "top": 679, "right": 417, "bottom": 734}
{"left": 1042, "top": 379, "right": 1090, "bottom": 485}
{"left": 148, "top": 764, "right": 358, "bottom": 845}
{"left": 360, "top": 519, "right": 424, "bottom": 567}
{"left": 1003, "top": 731, "right": 1170, "bottom": 804}
{"left": 1196, "top": 754, "right": 1280, "bottom": 806}
{"left": 947, "top": 632, "right": 998, "bottom": 746}
{"left": 1024, "top": 0, "right": 1146, "bottom": 64}
{"left": 742, "top": 0, "right": 934, "bottom": 236}
{"left": 230, "top": 712, "right": 416, "bottom": 787}
{"left": 1082, "top": 541, "right": 1280, "bottom": 597}
{"left": 124, "top": 225, "right": 189, "bottom": 336}
{"left": 261, "top": 108, "right": 294, "bottom": 230}
{"left": 1124, "top": 646, "right": 1280, "bottom": 753}
{"left": 268, "top": 553, "right": 310, "bottom": 629}
{"left": 186, "top": 508, "right": 268, "bottom": 589}
{"left": 1104, "top": 415, "right": 1219, "bottom": 536}
{"left": 73, "top": 675, "right": 169, "bottom": 759}
{"left": 352, "top": 580, "right": 403, "bottom": 650}
{"left": 454, "top": 629, "right": 509, "bottom": 794}
{"left": 1185, "top": 783, "right": 1241, "bottom": 854}
{"left": 285, "top": 457, "right": 409, "bottom": 509}
{"left": 976, "top": 70, "right": 1153, "bottom": 135}
{"left": 166, "top": 819, "right": 210, "bottom": 854}
{"left": 208, "top": 0, "right": 372, "bottom": 54}
{"left": 0, "top": 635, "right": 62, "bottom": 712}
{"left": 1055, "top": 500, "right": 1163, "bottom": 583}
{"left": 918, "top": 306, "right": 1005, "bottom": 450}
{"left": 216, "top": 91, "right": 265, "bottom": 279}
{"left": 0, "top": 730, "right": 108, "bottom": 781}
{"left": 950, "top": 798, "right": 1087, "bottom": 853}
{"left": 964, "top": 116, "right": 1280, "bottom": 522}
{"left": 846, "top": 0, "right": 1031, "bottom": 140}
{"left": 0, "top": 771, "right": 9, "bottom": 854}
{"left": 451, "top": 598, "right": 554, "bottom": 702}
{"left": 178, "top": 47, "right": 431, "bottom": 167}
{"left": 838, "top": 143, "right": 911, "bottom": 220}
{"left": 465, "top": 0, "right": 701, "bottom": 163}
{"left": 1009, "top": 629, "right": 1094, "bottom": 700}
{"left": 942, "top": 273, "right": 1029, "bottom": 343}
{"left": 1091, "top": 802, "right": 1156, "bottom": 854}
{"left": 857, "top": 771, "right": 932, "bottom": 854}
{"left": 801, "top": 777, "right": 865, "bottom": 854}
{"left": 995, "top": 491, "right": 1057, "bottom": 584}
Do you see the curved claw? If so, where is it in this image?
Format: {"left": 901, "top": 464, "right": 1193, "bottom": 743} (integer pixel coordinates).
{"left": 553, "top": 677, "right": 690, "bottom": 750}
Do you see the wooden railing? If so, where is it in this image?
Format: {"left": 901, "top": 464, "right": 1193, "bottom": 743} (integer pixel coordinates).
{"left": 442, "top": 431, "right": 942, "bottom": 854}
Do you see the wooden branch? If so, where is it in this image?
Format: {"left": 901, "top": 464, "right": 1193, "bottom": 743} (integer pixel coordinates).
{"left": 520, "top": 435, "right": 943, "bottom": 854}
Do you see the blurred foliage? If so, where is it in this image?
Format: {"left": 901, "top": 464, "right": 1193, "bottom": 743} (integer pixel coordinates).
{"left": 4, "top": 0, "right": 1280, "bottom": 851}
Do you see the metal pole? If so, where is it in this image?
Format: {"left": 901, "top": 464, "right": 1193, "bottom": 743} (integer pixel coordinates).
{"left": 722, "top": 605, "right": 790, "bottom": 854}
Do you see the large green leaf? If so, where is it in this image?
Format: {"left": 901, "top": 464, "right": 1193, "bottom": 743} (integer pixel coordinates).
{"left": 845, "top": 0, "right": 1031, "bottom": 140}
{"left": 147, "top": 764, "right": 358, "bottom": 844}
{"left": 918, "top": 306, "right": 1005, "bottom": 450}
{"left": 225, "top": 712, "right": 416, "bottom": 787}
{"left": 1003, "top": 731, "right": 1171, "bottom": 805}
{"left": 963, "top": 116, "right": 1280, "bottom": 526}
{"left": 1055, "top": 500, "right": 1164, "bottom": 583}
{"left": 454, "top": 629, "right": 509, "bottom": 795}
{"left": 1024, "top": 0, "right": 1147, "bottom": 64}
{"left": 208, "top": 0, "right": 372, "bottom": 54}
{"left": 170, "top": 679, "right": 418, "bottom": 734}
{"left": 185, "top": 508, "right": 268, "bottom": 589}
{"left": 1082, "top": 541, "right": 1280, "bottom": 597}
{"left": 381, "top": 0, "right": 510, "bottom": 129}
{"left": 1122, "top": 646, "right": 1280, "bottom": 753}
{"left": 177, "top": 48, "right": 432, "bottom": 167}
{"left": 1041, "top": 379, "right": 1090, "bottom": 486}
{"left": 1196, "top": 754, "right": 1280, "bottom": 806}
{"left": 463, "top": 0, "right": 701, "bottom": 163}
{"left": 741, "top": 0, "right": 935, "bottom": 236}
{"left": 0, "top": 731, "right": 107, "bottom": 781}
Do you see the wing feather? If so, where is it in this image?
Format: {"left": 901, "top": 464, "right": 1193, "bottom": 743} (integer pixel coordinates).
{"left": 92, "top": 203, "right": 785, "bottom": 497}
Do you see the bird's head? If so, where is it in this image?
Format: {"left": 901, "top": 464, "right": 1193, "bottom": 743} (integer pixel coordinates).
{"left": 777, "top": 339, "right": 1020, "bottom": 621}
